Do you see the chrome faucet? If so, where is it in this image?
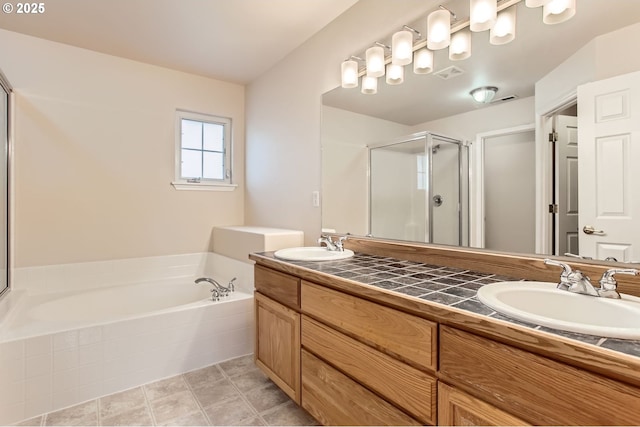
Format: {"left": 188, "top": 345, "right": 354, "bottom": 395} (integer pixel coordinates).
{"left": 598, "top": 268, "right": 639, "bottom": 299}
{"left": 544, "top": 259, "right": 639, "bottom": 299}
{"left": 318, "top": 235, "right": 348, "bottom": 252}
{"left": 195, "top": 277, "right": 235, "bottom": 300}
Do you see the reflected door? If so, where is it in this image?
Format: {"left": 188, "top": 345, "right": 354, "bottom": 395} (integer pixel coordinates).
{"left": 578, "top": 70, "right": 640, "bottom": 261}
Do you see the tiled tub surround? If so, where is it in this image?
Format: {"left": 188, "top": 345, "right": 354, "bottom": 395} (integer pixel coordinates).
{"left": 0, "top": 253, "right": 256, "bottom": 425}
{"left": 261, "top": 251, "right": 640, "bottom": 358}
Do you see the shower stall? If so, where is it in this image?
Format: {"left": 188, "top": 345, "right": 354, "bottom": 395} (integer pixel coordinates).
{"left": 369, "top": 132, "right": 469, "bottom": 246}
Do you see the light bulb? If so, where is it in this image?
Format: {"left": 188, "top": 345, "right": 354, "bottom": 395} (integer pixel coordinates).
{"left": 490, "top": 6, "right": 516, "bottom": 45}
{"left": 361, "top": 76, "right": 378, "bottom": 94}
{"left": 386, "top": 63, "right": 404, "bottom": 85}
{"left": 392, "top": 30, "right": 413, "bottom": 66}
{"left": 340, "top": 59, "right": 358, "bottom": 89}
{"left": 414, "top": 48, "right": 434, "bottom": 74}
{"left": 470, "top": 0, "right": 497, "bottom": 32}
{"left": 366, "top": 46, "right": 385, "bottom": 77}
{"left": 427, "top": 9, "right": 451, "bottom": 50}
{"left": 449, "top": 29, "right": 471, "bottom": 60}
{"left": 543, "top": 0, "right": 576, "bottom": 24}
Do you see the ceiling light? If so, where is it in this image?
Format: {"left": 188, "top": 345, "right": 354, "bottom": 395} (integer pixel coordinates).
{"left": 543, "top": 0, "right": 576, "bottom": 24}
{"left": 340, "top": 58, "right": 359, "bottom": 89}
{"left": 449, "top": 29, "right": 471, "bottom": 61}
{"left": 366, "top": 45, "right": 385, "bottom": 77}
{"left": 392, "top": 30, "right": 414, "bottom": 66}
{"left": 386, "top": 63, "right": 404, "bottom": 85}
{"left": 427, "top": 8, "right": 451, "bottom": 50}
{"left": 470, "top": 0, "right": 497, "bottom": 32}
{"left": 361, "top": 76, "right": 378, "bottom": 94}
{"left": 413, "top": 48, "right": 434, "bottom": 74}
{"left": 490, "top": 5, "right": 517, "bottom": 45}
{"left": 470, "top": 86, "right": 498, "bottom": 103}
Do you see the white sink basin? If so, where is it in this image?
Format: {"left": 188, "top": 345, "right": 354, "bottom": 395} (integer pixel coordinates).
{"left": 274, "top": 246, "right": 355, "bottom": 262}
{"left": 477, "top": 281, "right": 640, "bottom": 339}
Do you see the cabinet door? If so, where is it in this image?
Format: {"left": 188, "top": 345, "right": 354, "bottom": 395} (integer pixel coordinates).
{"left": 254, "top": 292, "right": 300, "bottom": 403}
{"left": 438, "top": 383, "right": 528, "bottom": 426}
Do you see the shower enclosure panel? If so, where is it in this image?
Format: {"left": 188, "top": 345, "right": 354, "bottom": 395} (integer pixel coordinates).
{"left": 369, "top": 132, "right": 467, "bottom": 246}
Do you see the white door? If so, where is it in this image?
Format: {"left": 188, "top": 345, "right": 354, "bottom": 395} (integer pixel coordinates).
{"left": 555, "top": 115, "right": 579, "bottom": 256}
{"left": 578, "top": 70, "right": 640, "bottom": 262}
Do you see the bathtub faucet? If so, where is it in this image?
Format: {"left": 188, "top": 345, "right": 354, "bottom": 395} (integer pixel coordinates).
{"left": 195, "top": 277, "right": 233, "bottom": 300}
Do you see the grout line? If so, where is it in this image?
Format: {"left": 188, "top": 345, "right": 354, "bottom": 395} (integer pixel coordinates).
{"left": 181, "top": 372, "right": 212, "bottom": 426}
{"left": 140, "top": 379, "right": 159, "bottom": 426}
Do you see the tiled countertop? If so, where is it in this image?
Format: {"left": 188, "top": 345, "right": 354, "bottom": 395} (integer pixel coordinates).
{"left": 259, "top": 251, "right": 640, "bottom": 359}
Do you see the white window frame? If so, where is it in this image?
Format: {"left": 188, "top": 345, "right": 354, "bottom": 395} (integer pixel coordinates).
{"left": 171, "top": 109, "right": 236, "bottom": 191}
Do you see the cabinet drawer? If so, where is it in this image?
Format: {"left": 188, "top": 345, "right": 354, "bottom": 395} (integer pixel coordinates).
{"left": 302, "top": 315, "right": 436, "bottom": 425}
{"left": 439, "top": 326, "right": 640, "bottom": 425}
{"left": 301, "top": 349, "right": 421, "bottom": 426}
{"left": 255, "top": 265, "right": 300, "bottom": 309}
{"left": 301, "top": 281, "right": 437, "bottom": 371}
{"left": 438, "top": 382, "right": 528, "bottom": 426}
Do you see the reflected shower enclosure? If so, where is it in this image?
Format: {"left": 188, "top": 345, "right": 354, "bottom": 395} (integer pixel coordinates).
{"left": 369, "top": 132, "right": 469, "bottom": 245}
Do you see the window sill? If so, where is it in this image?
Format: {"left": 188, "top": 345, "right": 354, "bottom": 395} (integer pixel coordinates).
{"left": 171, "top": 181, "right": 238, "bottom": 192}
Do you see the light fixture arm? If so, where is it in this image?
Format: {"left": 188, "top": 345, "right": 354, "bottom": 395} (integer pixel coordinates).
{"left": 402, "top": 25, "right": 422, "bottom": 40}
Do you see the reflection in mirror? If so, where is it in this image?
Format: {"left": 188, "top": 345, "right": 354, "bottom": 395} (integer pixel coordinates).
{"left": 0, "top": 70, "right": 9, "bottom": 299}
{"left": 321, "top": 0, "right": 640, "bottom": 263}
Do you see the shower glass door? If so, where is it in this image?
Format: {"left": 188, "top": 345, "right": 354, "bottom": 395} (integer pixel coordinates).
{"left": 430, "top": 135, "right": 462, "bottom": 246}
{"left": 369, "top": 132, "right": 467, "bottom": 245}
{"left": 370, "top": 136, "right": 427, "bottom": 242}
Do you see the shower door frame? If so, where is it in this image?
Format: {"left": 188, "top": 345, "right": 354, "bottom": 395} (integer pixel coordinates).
{"left": 0, "top": 69, "right": 11, "bottom": 301}
{"left": 368, "top": 131, "right": 466, "bottom": 245}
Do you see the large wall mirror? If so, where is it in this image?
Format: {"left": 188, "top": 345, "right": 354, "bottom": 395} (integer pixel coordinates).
{"left": 0, "top": 69, "right": 9, "bottom": 299}
{"left": 321, "top": 0, "right": 640, "bottom": 264}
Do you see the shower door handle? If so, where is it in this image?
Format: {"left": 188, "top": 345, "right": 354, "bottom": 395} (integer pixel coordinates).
{"left": 433, "top": 194, "right": 443, "bottom": 207}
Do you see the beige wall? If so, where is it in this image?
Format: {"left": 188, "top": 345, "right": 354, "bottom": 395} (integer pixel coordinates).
{"left": 0, "top": 29, "right": 245, "bottom": 267}
{"left": 245, "top": 0, "right": 439, "bottom": 246}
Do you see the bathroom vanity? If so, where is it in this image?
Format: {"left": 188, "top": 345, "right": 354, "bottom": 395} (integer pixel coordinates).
{"left": 250, "top": 236, "right": 640, "bottom": 425}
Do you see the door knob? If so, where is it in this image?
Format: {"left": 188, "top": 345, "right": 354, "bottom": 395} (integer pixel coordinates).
{"left": 583, "top": 225, "right": 605, "bottom": 235}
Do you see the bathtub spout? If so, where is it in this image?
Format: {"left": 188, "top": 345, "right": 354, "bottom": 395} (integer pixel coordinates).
{"left": 195, "top": 277, "right": 233, "bottom": 298}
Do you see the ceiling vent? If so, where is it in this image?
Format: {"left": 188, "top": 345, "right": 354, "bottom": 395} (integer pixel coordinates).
{"left": 433, "top": 65, "right": 465, "bottom": 80}
{"left": 492, "top": 94, "right": 519, "bottom": 103}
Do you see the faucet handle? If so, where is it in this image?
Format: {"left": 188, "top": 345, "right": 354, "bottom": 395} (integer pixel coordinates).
{"left": 228, "top": 277, "right": 236, "bottom": 292}
{"left": 598, "top": 268, "right": 639, "bottom": 298}
{"left": 544, "top": 259, "right": 573, "bottom": 290}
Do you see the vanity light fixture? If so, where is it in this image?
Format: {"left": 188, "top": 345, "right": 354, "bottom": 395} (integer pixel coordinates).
{"left": 470, "top": 86, "right": 498, "bottom": 103}
{"left": 543, "top": 0, "right": 576, "bottom": 24}
{"left": 414, "top": 48, "right": 434, "bottom": 74}
{"left": 339, "top": 0, "right": 576, "bottom": 94}
{"left": 490, "top": 5, "right": 517, "bottom": 45}
{"left": 449, "top": 29, "right": 472, "bottom": 60}
{"left": 470, "top": 0, "right": 497, "bottom": 32}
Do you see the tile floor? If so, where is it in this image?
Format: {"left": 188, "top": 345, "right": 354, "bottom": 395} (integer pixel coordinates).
{"left": 13, "top": 355, "right": 318, "bottom": 426}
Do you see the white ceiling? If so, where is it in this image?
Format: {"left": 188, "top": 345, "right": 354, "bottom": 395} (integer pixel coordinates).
{"left": 0, "top": 0, "right": 359, "bottom": 84}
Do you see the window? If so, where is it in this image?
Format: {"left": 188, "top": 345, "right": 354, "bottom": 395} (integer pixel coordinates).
{"left": 173, "top": 110, "right": 235, "bottom": 191}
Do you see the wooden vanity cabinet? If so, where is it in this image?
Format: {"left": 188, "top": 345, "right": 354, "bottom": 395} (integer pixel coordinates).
{"left": 439, "top": 326, "right": 640, "bottom": 425}
{"left": 300, "top": 281, "right": 438, "bottom": 425}
{"left": 254, "top": 266, "right": 301, "bottom": 403}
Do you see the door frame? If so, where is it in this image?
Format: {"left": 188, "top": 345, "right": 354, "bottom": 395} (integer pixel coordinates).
{"left": 470, "top": 123, "right": 535, "bottom": 249}
{"left": 535, "top": 91, "right": 577, "bottom": 255}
